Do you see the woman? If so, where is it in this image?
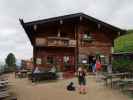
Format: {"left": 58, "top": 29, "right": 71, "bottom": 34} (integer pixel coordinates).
{"left": 77, "top": 66, "right": 87, "bottom": 94}
{"left": 95, "top": 59, "right": 102, "bottom": 81}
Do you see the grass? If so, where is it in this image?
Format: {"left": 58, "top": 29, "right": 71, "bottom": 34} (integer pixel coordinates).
{"left": 114, "top": 30, "right": 133, "bottom": 53}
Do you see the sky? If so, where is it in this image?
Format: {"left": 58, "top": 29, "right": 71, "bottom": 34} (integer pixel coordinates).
{"left": 0, "top": 0, "right": 133, "bottom": 62}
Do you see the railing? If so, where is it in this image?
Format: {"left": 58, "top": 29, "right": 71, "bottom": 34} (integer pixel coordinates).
{"left": 48, "top": 37, "right": 69, "bottom": 47}
{"left": 35, "top": 37, "right": 76, "bottom": 47}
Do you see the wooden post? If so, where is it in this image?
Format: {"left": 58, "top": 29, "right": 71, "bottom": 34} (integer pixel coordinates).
{"left": 33, "top": 46, "right": 37, "bottom": 69}
{"left": 109, "top": 54, "right": 112, "bottom": 64}
{"left": 74, "top": 23, "right": 79, "bottom": 71}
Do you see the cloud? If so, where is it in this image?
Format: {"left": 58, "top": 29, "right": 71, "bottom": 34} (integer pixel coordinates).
{"left": 0, "top": 15, "right": 32, "bottom": 61}
{"left": 0, "top": 0, "right": 133, "bottom": 62}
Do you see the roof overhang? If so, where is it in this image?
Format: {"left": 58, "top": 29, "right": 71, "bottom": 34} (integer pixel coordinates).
{"left": 19, "top": 13, "right": 126, "bottom": 45}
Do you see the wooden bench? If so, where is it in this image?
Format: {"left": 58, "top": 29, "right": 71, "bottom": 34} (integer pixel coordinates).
{"left": 0, "top": 91, "right": 9, "bottom": 99}
{"left": 0, "top": 79, "right": 10, "bottom": 99}
{"left": 29, "top": 72, "right": 58, "bottom": 82}
{"left": 122, "top": 83, "right": 133, "bottom": 94}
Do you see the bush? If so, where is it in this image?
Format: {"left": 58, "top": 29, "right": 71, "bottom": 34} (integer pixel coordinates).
{"left": 112, "top": 59, "right": 133, "bottom": 73}
{"left": 101, "top": 64, "right": 108, "bottom": 72}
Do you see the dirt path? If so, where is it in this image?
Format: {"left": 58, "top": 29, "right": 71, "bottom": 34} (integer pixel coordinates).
{"left": 7, "top": 74, "right": 132, "bottom": 100}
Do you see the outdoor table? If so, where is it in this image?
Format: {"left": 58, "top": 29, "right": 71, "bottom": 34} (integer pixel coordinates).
{"left": 103, "top": 72, "right": 129, "bottom": 88}
{"left": 120, "top": 79, "right": 133, "bottom": 85}
{"left": 20, "top": 70, "right": 28, "bottom": 78}
{"left": 118, "top": 79, "right": 133, "bottom": 92}
{"left": 121, "top": 79, "right": 133, "bottom": 82}
{"left": 109, "top": 72, "right": 129, "bottom": 78}
{"left": 31, "top": 72, "right": 57, "bottom": 82}
{"left": 125, "top": 87, "right": 133, "bottom": 92}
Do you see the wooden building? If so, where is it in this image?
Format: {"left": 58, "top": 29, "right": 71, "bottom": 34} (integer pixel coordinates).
{"left": 20, "top": 13, "right": 125, "bottom": 72}
{"left": 21, "top": 59, "right": 33, "bottom": 70}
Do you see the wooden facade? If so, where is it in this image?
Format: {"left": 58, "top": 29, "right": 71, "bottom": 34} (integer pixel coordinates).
{"left": 20, "top": 13, "right": 125, "bottom": 72}
{"left": 21, "top": 59, "right": 33, "bottom": 70}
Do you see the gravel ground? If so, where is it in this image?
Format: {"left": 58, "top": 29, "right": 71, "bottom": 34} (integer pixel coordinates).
{"left": 7, "top": 74, "right": 132, "bottom": 100}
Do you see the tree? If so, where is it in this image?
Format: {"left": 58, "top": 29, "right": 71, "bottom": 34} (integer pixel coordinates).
{"left": 5, "top": 53, "right": 16, "bottom": 71}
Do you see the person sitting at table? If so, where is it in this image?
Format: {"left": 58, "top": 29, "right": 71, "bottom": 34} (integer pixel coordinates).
{"left": 33, "top": 67, "right": 41, "bottom": 74}
{"left": 32, "top": 67, "right": 41, "bottom": 82}
{"left": 49, "top": 65, "right": 56, "bottom": 73}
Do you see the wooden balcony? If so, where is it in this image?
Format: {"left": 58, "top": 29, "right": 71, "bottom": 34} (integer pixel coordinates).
{"left": 35, "top": 37, "right": 76, "bottom": 47}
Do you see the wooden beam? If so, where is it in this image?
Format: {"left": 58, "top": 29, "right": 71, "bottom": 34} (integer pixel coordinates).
{"left": 33, "top": 46, "right": 37, "bottom": 69}
{"left": 74, "top": 23, "right": 79, "bottom": 71}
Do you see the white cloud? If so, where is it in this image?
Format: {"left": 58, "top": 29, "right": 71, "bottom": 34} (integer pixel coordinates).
{"left": 0, "top": 0, "right": 133, "bottom": 62}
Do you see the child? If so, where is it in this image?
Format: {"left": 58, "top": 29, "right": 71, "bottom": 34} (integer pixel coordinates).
{"left": 77, "top": 67, "right": 87, "bottom": 94}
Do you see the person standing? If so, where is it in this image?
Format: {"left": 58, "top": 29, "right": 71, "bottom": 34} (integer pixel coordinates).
{"left": 77, "top": 66, "right": 87, "bottom": 94}
{"left": 92, "top": 57, "right": 96, "bottom": 73}
{"left": 95, "top": 59, "right": 102, "bottom": 81}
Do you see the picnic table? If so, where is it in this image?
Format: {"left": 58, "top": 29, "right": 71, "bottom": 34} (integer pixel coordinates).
{"left": 121, "top": 79, "right": 133, "bottom": 83}
{"left": 16, "top": 69, "right": 28, "bottom": 78}
{"left": 118, "top": 79, "right": 133, "bottom": 94}
{"left": 0, "top": 80, "right": 9, "bottom": 99}
{"left": 20, "top": 70, "right": 28, "bottom": 77}
{"left": 102, "top": 72, "right": 130, "bottom": 88}
{"left": 29, "top": 72, "right": 58, "bottom": 82}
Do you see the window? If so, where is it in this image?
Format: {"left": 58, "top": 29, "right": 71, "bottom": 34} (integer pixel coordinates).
{"left": 79, "top": 55, "right": 88, "bottom": 64}
{"left": 63, "top": 56, "right": 70, "bottom": 71}
{"left": 83, "top": 32, "right": 92, "bottom": 41}
{"left": 80, "top": 32, "right": 92, "bottom": 47}
{"left": 36, "top": 58, "right": 42, "bottom": 64}
{"left": 47, "top": 56, "right": 54, "bottom": 64}
{"left": 63, "top": 56, "right": 69, "bottom": 63}
{"left": 100, "top": 55, "right": 109, "bottom": 65}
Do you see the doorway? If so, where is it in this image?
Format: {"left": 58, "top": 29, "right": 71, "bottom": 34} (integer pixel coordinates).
{"left": 88, "top": 55, "right": 95, "bottom": 72}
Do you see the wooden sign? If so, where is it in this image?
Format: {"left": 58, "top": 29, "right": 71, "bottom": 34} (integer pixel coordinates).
{"left": 36, "top": 38, "right": 47, "bottom": 46}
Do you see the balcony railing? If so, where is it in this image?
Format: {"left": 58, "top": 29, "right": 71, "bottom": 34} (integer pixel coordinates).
{"left": 35, "top": 37, "right": 76, "bottom": 47}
